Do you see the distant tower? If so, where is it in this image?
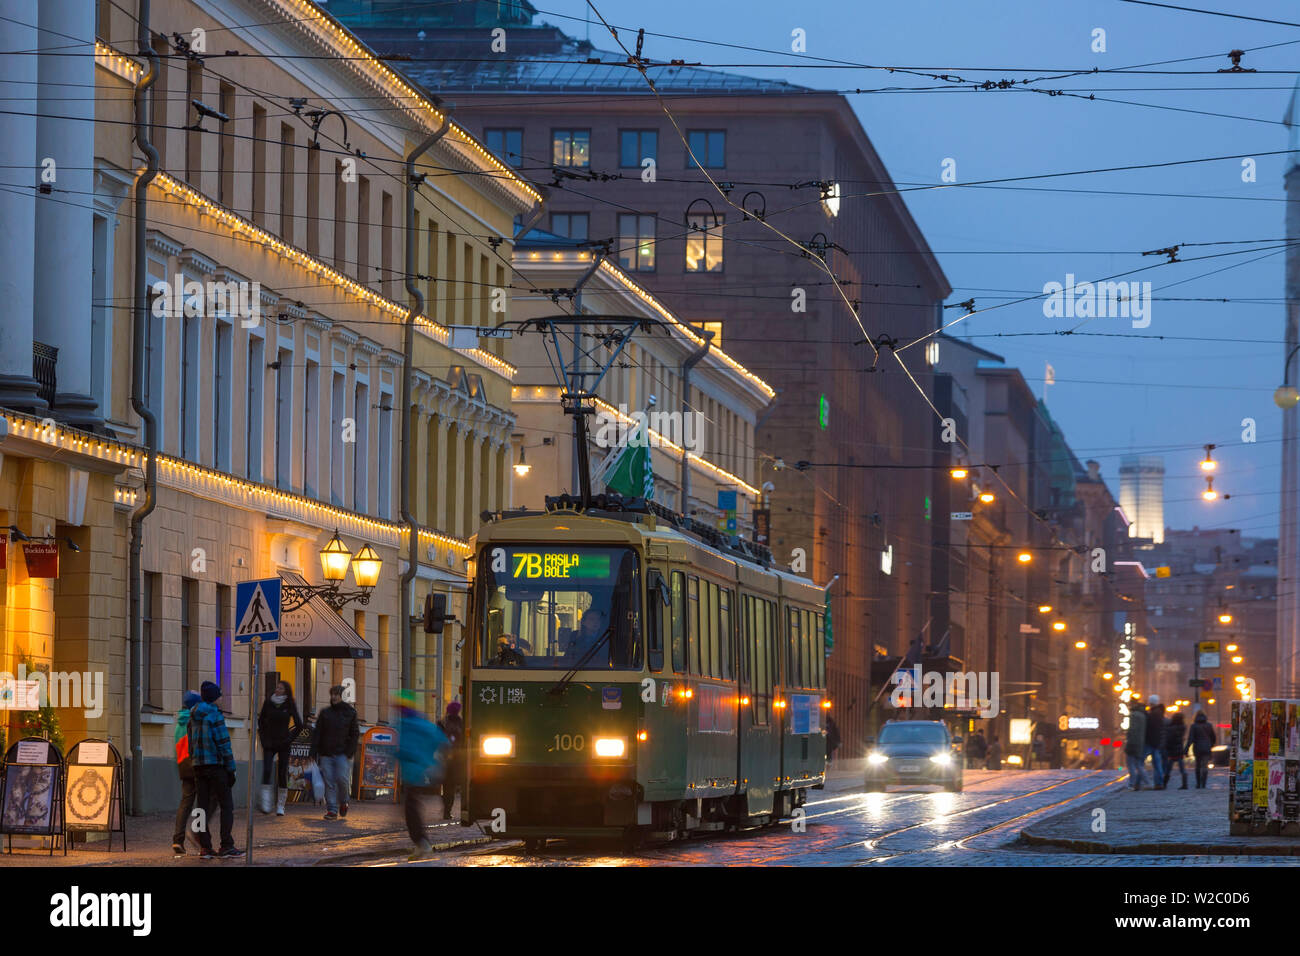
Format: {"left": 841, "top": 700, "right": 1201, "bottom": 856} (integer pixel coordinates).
{"left": 1119, "top": 455, "right": 1164, "bottom": 544}
{"left": 1278, "top": 78, "right": 1300, "bottom": 694}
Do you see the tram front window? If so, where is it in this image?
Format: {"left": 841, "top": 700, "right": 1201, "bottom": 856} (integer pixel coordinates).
{"left": 477, "top": 546, "right": 641, "bottom": 670}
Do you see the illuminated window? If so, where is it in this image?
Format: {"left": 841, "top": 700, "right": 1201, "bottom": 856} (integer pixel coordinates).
{"left": 686, "top": 130, "right": 726, "bottom": 169}
{"left": 617, "top": 214, "right": 656, "bottom": 272}
{"left": 686, "top": 213, "right": 723, "bottom": 272}
{"left": 551, "top": 129, "right": 590, "bottom": 168}
{"left": 693, "top": 321, "right": 723, "bottom": 348}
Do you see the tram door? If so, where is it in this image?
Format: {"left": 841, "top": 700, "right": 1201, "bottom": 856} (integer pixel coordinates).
{"left": 738, "top": 594, "right": 776, "bottom": 817}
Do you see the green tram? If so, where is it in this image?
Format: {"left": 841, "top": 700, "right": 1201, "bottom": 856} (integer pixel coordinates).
{"left": 460, "top": 496, "right": 829, "bottom": 848}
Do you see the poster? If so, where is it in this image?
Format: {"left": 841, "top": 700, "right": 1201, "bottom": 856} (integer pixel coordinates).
{"left": 1238, "top": 701, "right": 1254, "bottom": 760}
{"left": 286, "top": 729, "right": 315, "bottom": 794}
{"left": 2, "top": 764, "right": 57, "bottom": 833}
{"left": 1272, "top": 702, "right": 1286, "bottom": 757}
{"left": 15, "top": 740, "right": 49, "bottom": 764}
{"left": 1255, "top": 702, "right": 1270, "bottom": 759}
{"left": 359, "top": 727, "right": 397, "bottom": 797}
{"left": 1288, "top": 702, "right": 1300, "bottom": 761}
{"left": 77, "top": 742, "right": 109, "bottom": 765}
{"left": 1286, "top": 760, "right": 1300, "bottom": 825}
{"left": 1230, "top": 701, "right": 1241, "bottom": 763}
{"left": 1269, "top": 758, "right": 1285, "bottom": 821}
{"left": 65, "top": 765, "right": 112, "bottom": 829}
{"left": 1233, "top": 760, "right": 1253, "bottom": 821}
{"left": 1253, "top": 759, "right": 1269, "bottom": 827}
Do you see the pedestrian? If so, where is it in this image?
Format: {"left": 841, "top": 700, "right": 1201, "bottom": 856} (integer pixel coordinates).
{"left": 258, "top": 680, "right": 303, "bottom": 816}
{"left": 437, "top": 701, "right": 465, "bottom": 820}
{"left": 968, "top": 730, "right": 988, "bottom": 769}
{"left": 824, "top": 714, "right": 841, "bottom": 767}
{"left": 171, "top": 690, "right": 213, "bottom": 855}
{"left": 1162, "top": 711, "right": 1188, "bottom": 789}
{"left": 1031, "top": 733, "right": 1046, "bottom": 770}
{"left": 1187, "top": 709, "right": 1218, "bottom": 789}
{"left": 1124, "top": 700, "right": 1148, "bottom": 790}
{"left": 188, "top": 681, "right": 243, "bottom": 858}
{"left": 985, "top": 735, "right": 1002, "bottom": 771}
{"left": 311, "top": 685, "right": 359, "bottom": 820}
{"left": 1143, "top": 696, "right": 1167, "bottom": 789}
{"left": 394, "top": 690, "right": 450, "bottom": 860}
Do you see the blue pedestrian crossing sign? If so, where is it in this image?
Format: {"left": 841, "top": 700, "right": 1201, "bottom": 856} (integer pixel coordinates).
{"left": 235, "top": 578, "right": 281, "bottom": 643}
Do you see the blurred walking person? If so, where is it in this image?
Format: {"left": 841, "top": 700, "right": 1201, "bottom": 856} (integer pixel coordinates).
{"left": 437, "top": 701, "right": 465, "bottom": 820}
{"left": 394, "top": 690, "right": 450, "bottom": 860}
{"left": 1125, "top": 701, "right": 1148, "bottom": 790}
{"left": 1162, "top": 710, "right": 1188, "bottom": 789}
{"left": 1188, "top": 709, "right": 1218, "bottom": 789}
{"left": 311, "top": 685, "right": 359, "bottom": 821}
{"left": 258, "top": 680, "right": 302, "bottom": 815}
{"left": 1143, "top": 696, "right": 1166, "bottom": 789}
{"left": 985, "top": 735, "right": 1002, "bottom": 771}
{"left": 171, "top": 690, "right": 213, "bottom": 855}
{"left": 824, "top": 714, "right": 841, "bottom": 767}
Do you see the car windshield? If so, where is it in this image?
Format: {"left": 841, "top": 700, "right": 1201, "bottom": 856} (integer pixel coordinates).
{"left": 879, "top": 723, "right": 948, "bottom": 745}
{"left": 477, "top": 546, "right": 641, "bottom": 670}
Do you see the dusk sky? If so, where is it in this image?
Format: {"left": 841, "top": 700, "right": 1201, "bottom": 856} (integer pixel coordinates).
{"left": 529, "top": 0, "right": 1300, "bottom": 536}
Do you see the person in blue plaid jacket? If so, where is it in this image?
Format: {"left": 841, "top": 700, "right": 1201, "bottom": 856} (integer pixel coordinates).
{"left": 188, "top": 681, "right": 244, "bottom": 859}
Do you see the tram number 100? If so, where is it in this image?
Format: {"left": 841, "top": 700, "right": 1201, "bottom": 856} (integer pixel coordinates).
{"left": 552, "top": 734, "right": 585, "bottom": 752}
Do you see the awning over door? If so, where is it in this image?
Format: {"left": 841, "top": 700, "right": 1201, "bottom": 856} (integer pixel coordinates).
{"left": 274, "top": 570, "right": 374, "bottom": 660}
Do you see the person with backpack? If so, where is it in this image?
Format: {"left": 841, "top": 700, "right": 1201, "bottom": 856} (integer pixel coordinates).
{"left": 1162, "top": 710, "right": 1189, "bottom": 789}
{"left": 188, "top": 681, "right": 243, "bottom": 859}
{"left": 171, "top": 690, "right": 209, "bottom": 855}
{"left": 394, "top": 690, "right": 450, "bottom": 860}
{"left": 258, "top": 680, "right": 302, "bottom": 816}
{"left": 437, "top": 701, "right": 464, "bottom": 820}
{"left": 311, "top": 684, "right": 359, "bottom": 821}
{"left": 1187, "top": 709, "right": 1218, "bottom": 789}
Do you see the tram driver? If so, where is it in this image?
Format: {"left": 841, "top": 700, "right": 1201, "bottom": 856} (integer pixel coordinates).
{"left": 560, "top": 605, "right": 610, "bottom": 663}
{"left": 493, "top": 634, "right": 527, "bottom": 667}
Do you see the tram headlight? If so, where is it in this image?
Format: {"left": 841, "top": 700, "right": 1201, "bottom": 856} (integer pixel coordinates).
{"left": 867, "top": 752, "right": 888, "bottom": 765}
{"left": 930, "top": 753, "right": 952, "bottom": 766}
{"left": 593, "top": 737, "right": 627, "bottom": 758}
{"left": 481, "top": 735, "right": 515, "bottom": 757}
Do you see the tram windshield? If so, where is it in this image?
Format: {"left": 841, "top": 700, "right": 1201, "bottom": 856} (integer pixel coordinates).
{"left": 477, "top": 546, "right": 641, "bottom": 670}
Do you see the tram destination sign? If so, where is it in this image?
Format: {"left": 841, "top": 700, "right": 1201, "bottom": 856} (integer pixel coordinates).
{"left": 508, "top": 549, "right": 613, "bottom": 581}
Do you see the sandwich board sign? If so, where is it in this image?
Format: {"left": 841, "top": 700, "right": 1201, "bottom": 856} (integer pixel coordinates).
{"left": 235, "top": 578, "right": 281, "bottom": 643}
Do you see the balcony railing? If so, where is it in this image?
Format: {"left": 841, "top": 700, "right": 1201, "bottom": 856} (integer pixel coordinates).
{"left": 32, "top": 341, "right": 57, "bottom": 409}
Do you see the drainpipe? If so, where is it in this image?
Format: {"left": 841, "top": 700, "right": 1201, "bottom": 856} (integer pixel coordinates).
{"left": 679, "top": 329, "right": 714, "bottom": 514}
{"left": 401, "top": 116, "right": 450, "bottom": 698}
{"left": 128, "top": 2, "right": 159, "bottom": 815}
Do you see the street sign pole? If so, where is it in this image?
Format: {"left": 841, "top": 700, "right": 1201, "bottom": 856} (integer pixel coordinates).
{"left": 1192, "top": 641, "right": 1199, "bottom": 707}
{"left": 246, "top": 636, "right": 259, "bottom": 865}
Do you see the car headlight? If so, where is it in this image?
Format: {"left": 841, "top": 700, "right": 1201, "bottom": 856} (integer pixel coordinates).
{"left": 593, "top": 736, "right": 627, "bottom": 758}
{"left": 867, "top": 752, "right": 888, "bottom": 765}
{"left": 930, "top": 752, "right": 952, "bottom": 765}
{"left": 481, "top": 735, "right": 514, "bottom": 757}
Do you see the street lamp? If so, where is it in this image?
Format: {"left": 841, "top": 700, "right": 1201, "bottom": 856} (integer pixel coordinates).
{"left": 1038, "top": 604, "right": 1052, "bottom": 614}
{"left": 950, "top": 467, "right": 968, "bottom": 480}
{"left": 513, "top": 445, "right": 531, "bottom": 478}
{"left": 1275, "top": 342, "right": 1300, "bottom": 408}
{"left": 1052, "top": 619, "right": 1067, "bottom": 632}
{"left": 1217, "top": 606, "right": 1233, "bottom": 625}
{"left": 1200, "top": 444, "right": 1217, "bottom": 472}
{"left": 978, "top": 491, "right": 995, "bottom": 504}
{"left": 282, "top": 530, "right": 384, "bottom": 613}
{"left": 1016, "top": 551, "right": 1032, "bottom": 564}
{"left": 1074, "top": 640, "right": 1087, "bottom": 649}
{"left": 1232, "top": 655, "right": 1243, "bottom": 664}
{"left": 1202, "top": 477, "right": 1218, "bottom": 502}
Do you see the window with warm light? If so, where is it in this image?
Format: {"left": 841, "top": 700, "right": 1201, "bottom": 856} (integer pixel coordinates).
{"left": 551, "top": 129, "right": 590, "bottom": 168}
{"left": 686, "top": 213, "right": 723, "bottom": 272}
{"left": 617, "top": 214, "right": 656, "bottom": 272}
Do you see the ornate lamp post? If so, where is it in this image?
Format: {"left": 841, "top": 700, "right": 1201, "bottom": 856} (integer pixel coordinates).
{"left": 281, "top": 530, "right": 383, "bottom": 613}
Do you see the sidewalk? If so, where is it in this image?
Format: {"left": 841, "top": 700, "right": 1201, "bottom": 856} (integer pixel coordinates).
{"left": 0, "top": 793, "right": 488, "bottom": 867}
{"left": 1021, "top": 770, "right": 1300, "bottom": 856}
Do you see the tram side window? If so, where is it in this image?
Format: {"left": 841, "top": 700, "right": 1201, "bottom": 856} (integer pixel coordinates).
{"left": 647, "top": 569, "right": 665, "bottom": 673}
{"left": 687, "top": 575, "right": 700, "bottom": 675}
{"left": 754, "top": 599, "right": 770, "bottom": 724}
{"left": 740, "top": 594, "right": 752, "bottom": 686}
{"left": 803, "top": 609, "right": 814, "bottom": 690}
{"left": 814, "top": 612, "right": 825, "bottom": 687}
{"left": 703, "top": 580, "right": 717, "bottom": 678}
{"left": 787, "top": 606, "right": 801, "bottom": 688}
{"left": 671, "top": 571, "right": 686, "bottom": 674}
{"left": 719, "top": 588, "right": 733, "bottom": 682}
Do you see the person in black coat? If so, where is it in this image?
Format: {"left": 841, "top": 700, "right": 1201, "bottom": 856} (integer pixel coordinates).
{"left": 311, "top": 686, "right": 360, "bottom": 820}
{"left": 1143, "top": 697, "right": 1167, "bottom": 789}
{"left": 258, "top": 680, "right": 303, "bottom": 815}
{"left": 1161, "top": 710, "right": 1188, "bottom": 789}
{"left": 437, "top": 702, "right": 465, "bottom": 820}
{"left": 824, "top": 715, "right": 841, "bottom": 767}
{"left": 1187, "top": 710, "right": 1218, "bottom": 789}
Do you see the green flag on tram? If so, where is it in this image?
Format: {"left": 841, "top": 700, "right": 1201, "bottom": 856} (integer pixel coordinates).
{"left": 597, "top": 422, "right": 655, "bottom": 500}
{"left": 824, "top": 594, "right": 834, "bottom": 657}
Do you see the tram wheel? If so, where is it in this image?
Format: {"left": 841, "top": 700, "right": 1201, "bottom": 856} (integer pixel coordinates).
{"left": 523, "top": 837, "right": 546, "bottom": 853}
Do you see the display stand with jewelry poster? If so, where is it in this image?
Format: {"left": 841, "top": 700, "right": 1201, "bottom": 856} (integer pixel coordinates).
{"left": 0, "top": 737, "right": 66, "bottom": 856}
{"left": 358, "top": 725, "right": 398, "bottom": 802}
{"left": 64, "top": 739, "right": 125, "bottom": 850}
